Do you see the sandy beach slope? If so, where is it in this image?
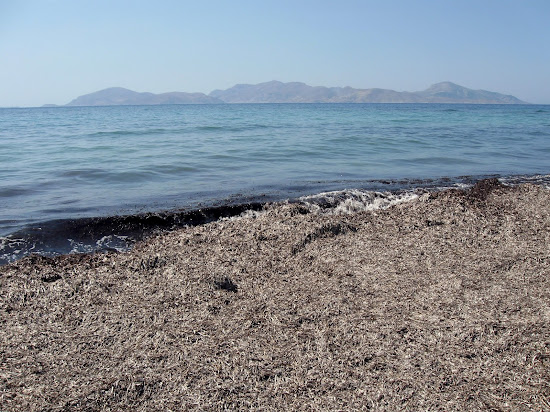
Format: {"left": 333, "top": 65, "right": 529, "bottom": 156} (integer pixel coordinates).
{"left": 1, "top": 180, "right": 549, "bottom": 410}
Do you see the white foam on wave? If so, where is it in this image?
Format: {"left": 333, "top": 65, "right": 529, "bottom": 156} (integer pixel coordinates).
{"left": 219, "top": 189, "right": 425, "bottom": 223}
{"left": 298, "top": 189, "right": 423, "bottom": 215}
{"left": 499, "top": 174, "right": 550, "bottom": 189}
{"left": 67, "top": 234, "right": 133, "bottom": 255}
{"left": 68, "top": 239, "right": 95, "bottom": 255}
{"left": 450, "top": 183, "right": 472, "bottom": 190}
{"left": 219, "top": 208, "right": 266, "bottom": 222}
{"left": 0, "top": 236, "right": 35, "bottom": 264}
{"left": 96, "top": 234, "right": 133, "bottom": 252}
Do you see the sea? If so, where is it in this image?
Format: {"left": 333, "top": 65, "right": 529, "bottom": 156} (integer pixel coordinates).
{"left": 1, "top": 103, "right": 549, "bottom": 265}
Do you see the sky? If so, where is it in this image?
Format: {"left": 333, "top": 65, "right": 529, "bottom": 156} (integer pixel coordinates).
{"left": 1, "top": 0, "right": 549, "bottom": 107}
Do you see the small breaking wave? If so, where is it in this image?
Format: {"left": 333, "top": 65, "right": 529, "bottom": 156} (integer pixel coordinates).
{"left": 296, "top": 189, "right": 424, "bottom": 214}
{"left": 499, "top": 174, "right": 550, "bottom": 189}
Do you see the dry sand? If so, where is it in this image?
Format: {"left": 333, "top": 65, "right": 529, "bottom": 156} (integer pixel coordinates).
{"left": 1, "top": 179, "right": 549, "bottom": 411}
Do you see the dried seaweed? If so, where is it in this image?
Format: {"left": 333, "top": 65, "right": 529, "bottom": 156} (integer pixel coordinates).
{"left": 1, "top": 181, "right": 549, "bottom": 411}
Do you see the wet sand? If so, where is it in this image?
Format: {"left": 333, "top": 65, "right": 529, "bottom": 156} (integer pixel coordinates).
{"left": 1, "top": 180, "right": 549, "bottom": 411}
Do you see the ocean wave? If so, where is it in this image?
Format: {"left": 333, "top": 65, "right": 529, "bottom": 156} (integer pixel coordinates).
{"left": 499, "top": 174, "right": 550, "bottom": 188}
{"left": 0, "top": 186, "right": 33, "bottom": 197}
{"left": 196, "top": 124, "right": 277, "bottom": 132}
{"left": 84, "top": 128, "right": 179, "bottom": 138}
{"left": 297, "top": 189, "right": 423, "bottom": 214}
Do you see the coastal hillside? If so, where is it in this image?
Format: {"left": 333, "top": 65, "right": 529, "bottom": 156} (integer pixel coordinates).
{"left": 63, "top": 82, "right": 526, "bottom": 106}
{"left": 210, "top": 81, "right": 526, "bottom": 104}
{"left": 415, "top": 82, "right": 524, "bottom": 104}
{"left": 66, "top": 87, "right": 223, "bottom": 106}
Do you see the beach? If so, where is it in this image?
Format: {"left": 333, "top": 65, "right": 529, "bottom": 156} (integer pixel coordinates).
{"left": 1, "top": 179, "right": 549, "bottom": 410}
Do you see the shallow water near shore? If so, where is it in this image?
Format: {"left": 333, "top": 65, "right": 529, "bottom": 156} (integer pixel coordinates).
{"left": 1, "top": 103, "right": 549, "bottom": 264}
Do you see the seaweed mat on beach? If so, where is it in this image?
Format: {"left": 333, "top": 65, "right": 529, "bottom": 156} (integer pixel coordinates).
{"left": 1, "top": 180, "right": 549, "bottom": 411}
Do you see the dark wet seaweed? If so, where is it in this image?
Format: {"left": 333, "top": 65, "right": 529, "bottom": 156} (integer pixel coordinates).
{"left": 0, "top": 202, "right": 264, "bottom": 266}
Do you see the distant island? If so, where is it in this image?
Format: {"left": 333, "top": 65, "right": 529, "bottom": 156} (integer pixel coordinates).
{"left": 52, "top": 81, "right": 527, "bottom": 107}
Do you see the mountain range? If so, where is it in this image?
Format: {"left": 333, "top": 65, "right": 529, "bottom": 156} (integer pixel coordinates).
{"left": 59, "top": 81, "right": 526, "bottom": 106}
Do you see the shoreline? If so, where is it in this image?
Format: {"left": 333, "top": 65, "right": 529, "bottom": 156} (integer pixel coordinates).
{"left": 2, "top": 173, "right": 550, "bottom": 266}
{"left": 1, "top": 180, "right": 550, "bottom": 410}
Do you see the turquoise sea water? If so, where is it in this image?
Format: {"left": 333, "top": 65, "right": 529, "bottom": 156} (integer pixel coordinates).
{"left": 1, "top": 103, "right": 549, "bottom": 263}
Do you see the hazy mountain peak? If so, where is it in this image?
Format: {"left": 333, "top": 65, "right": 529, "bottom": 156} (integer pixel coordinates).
{"left": 424, "top": 81, "right": 462, "bottom": 91}
{"left": 98, "top": 87, "right": 136, "bottom": 93}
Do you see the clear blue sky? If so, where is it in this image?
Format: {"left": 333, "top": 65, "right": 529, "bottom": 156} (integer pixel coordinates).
{"left": 1, "top": 0, "right": 549, "bottom": 106}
